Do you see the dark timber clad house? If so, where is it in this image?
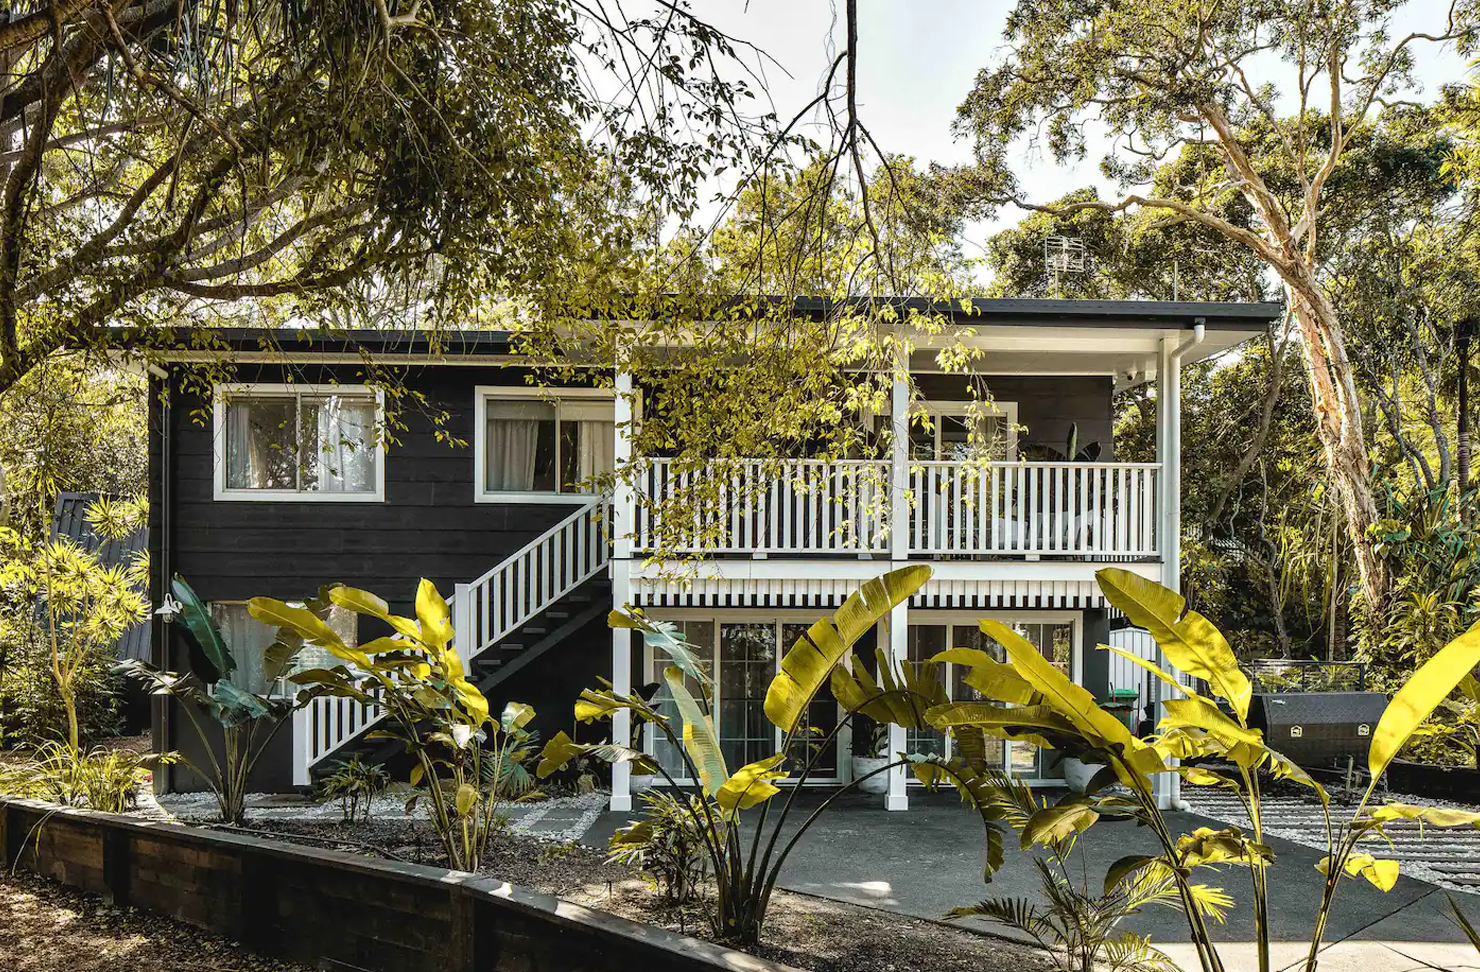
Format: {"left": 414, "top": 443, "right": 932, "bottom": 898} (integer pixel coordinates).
{"left": 139, "top": 299, "right": 1281, "bottom": 810}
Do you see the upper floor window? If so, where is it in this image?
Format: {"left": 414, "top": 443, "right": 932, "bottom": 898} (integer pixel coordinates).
{"left": 910, "top": 401, "right": 1018, "bottom": 462}
{"left": 214, "top": 384, "right": 384, "bottom": 501}
{"left": 475, "top": 387, "right": 614, "bottom": 502}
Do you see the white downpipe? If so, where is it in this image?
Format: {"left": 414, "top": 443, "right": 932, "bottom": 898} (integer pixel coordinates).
{"left": 1154, "top": 323, "right": 1203, "bottom": 812}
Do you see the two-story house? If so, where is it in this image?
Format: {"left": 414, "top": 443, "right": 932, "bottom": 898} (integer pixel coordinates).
{"left": 139, "top": 298, "right": 1279, "bottom": 810}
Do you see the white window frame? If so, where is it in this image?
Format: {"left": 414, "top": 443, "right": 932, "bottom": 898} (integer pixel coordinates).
{"left": 473, "top": 385, "right": 617, "bottom": 504}
{"left": 915, "top": 400, "right": 1019, "bottom": 460}
{"left": 212, "top": 382, "right": 386, "bottom": 503}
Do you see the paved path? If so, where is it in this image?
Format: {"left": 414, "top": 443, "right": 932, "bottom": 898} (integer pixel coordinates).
{"left": 584, "top": 791, "right": 1480, "bottom": 972}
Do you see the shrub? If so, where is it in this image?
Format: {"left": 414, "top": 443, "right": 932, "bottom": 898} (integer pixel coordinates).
{"left": 0, "top": 620, "right": 123, "bottom": 747}
{"left": 261, "top": 579, "right": 540, "bottom": 871}
{"left": 0, "top": 741, "right": 170, "bottom": 813}
{"left": 319, "top": 755, "right": 390, "bottom": 823}
{"left": 608, "top": 790, "right": 710, "bottom": 906}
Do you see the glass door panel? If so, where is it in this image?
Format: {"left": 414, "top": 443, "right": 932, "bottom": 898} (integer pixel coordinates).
{"left": 780, "top": 623, "right": 840, "bottom": 779}
{"left": 650, "top": 621, "right": 715, "bottom": 780}
{"left": 906, "top": 625, "right": 949, "bottom": 758}
{"left": 951, "top": 625, "right": 1007, "bottom": 768}
{"left": 719, "top": 623, "right": 777, "bottom": 772}
{"left": 975, "top": 620, "right": 1075, "bottom": 780}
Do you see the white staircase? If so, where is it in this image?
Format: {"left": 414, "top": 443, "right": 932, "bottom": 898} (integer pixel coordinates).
{"left": 290, "top": 500, "right": 611, "bottom": 785}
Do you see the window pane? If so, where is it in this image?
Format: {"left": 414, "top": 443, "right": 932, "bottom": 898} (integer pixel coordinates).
{"left": 225, "top": 397, "right": 297, "bottom": 489}
{"left": 906, "top": 625, "right": 948, "bottom": 758}
{"left": 485, "top": 400, "right": 557, "bottom": 491}
{"left": 781, "top": 622, "right": 839, "bottom": 777}
{"left": 719, "top": 623, "right": 776, "bottom": 771}
{"left": 302, "top": 395, "right": 377, "bottom": 493}
{"left": 560, "top": 420, "right": 615, "bottom": 492}
{"left": 650, "top": 621, "right": 714, "bottom": 779}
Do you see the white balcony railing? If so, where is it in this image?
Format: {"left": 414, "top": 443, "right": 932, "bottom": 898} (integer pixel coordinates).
{"left": 631, "top": 458, "right": 1162, "bottom": 560}
{"left": 911, "top": 461, "right": 1161, "bottom": 558}
{"left": 634, "top": 458, "right": 891, "bottom": 556}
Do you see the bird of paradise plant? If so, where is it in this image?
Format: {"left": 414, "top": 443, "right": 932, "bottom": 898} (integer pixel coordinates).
{"left": 536, "top": 565, "right": 1019, "bottom": 946}
{"left": 922, "top": 567, "right": 1480, "bottom": 972}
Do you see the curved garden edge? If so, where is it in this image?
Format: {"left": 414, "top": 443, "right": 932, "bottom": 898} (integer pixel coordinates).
{"left": 0, "top": 795, "right": 797, "bottom": 972}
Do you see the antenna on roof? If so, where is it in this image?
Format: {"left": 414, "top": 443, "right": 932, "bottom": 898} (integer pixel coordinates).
{"left": 1044, "top": 236, "right": 1086, "bottom": 298}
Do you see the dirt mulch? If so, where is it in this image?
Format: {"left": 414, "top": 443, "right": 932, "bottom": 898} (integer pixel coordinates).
{"left": 0, "top": 870, "right": 310, "bottom": 972}
{"left": 228, "top": 818, "right": 1053, "bottom": 972}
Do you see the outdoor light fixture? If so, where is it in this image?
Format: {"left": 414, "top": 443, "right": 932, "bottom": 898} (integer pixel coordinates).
{"left": 154, "top": 594, "right": 183, "bottom": 624}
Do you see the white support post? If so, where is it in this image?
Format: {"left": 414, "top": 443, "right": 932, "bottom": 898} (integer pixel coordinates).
{"left": 890, "top": 352, "right": 911, "bottom": 561}
{"left": 1152, "top": 337, "right": 1182, "bottom": 811}
{"left": 611, "top": 368, "right": 635, "bottom": 812}
{"left": 885, "top": 600, "right": 910, "bottom": 811}
{"left": 454, "top": 582, "right": 473, "bottom": 653}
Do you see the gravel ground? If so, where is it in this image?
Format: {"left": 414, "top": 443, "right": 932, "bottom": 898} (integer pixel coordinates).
{"left": 0, "top": 870, "right": 310, "bottom": 972}
{"left": 230, "top": 819, "right": 1055, "bottom": 972}
{"left": 153, "top": 789, "right": 608, "bottom": 841}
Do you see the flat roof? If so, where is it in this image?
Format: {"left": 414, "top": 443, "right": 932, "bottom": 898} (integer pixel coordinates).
{"left": 139, "top": 297, "right": 1281, "bottom": 358}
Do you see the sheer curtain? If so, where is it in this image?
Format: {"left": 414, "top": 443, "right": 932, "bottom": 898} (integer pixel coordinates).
{"left": 226, "top": 397, "right": 295, "bottom": 489}
{"left": 211, "top": 604, "right": 276, "bottom": 694}
{"left": 225, "top": 399, "right": 257, "bottom": 487}
{"left": 485, "top": 401, "right": 548, "bottom": 491}
{"left": 575, "top": 420, "right": 616, "bottom": 485}
{"left": 313, "top": 395, "right": 377, "bottom": 492}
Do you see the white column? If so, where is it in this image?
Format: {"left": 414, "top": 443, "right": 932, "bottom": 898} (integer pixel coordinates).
{"left": 290, "top": 708, "right": 311, "bottom": 788}
{"left": 890, "top": 352, "right": 911, "bottom": 560}
{"left": 885, "top": 600, "right": 910, "bottom": 811}
{"left": 1152, "top": 337, "right": 1181, "bottom": 810}
{"left": 610, "top": 368, "right": 635, "bottom": 812}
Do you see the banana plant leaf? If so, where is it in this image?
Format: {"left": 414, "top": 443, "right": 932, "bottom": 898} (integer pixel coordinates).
{"left": 765, "top": 565, "right": 929, "bottom": 737}
{"left": 172, "top": 575, "right": 234, "bottom": 683}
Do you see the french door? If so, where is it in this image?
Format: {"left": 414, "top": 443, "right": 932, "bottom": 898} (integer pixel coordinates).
{"left": 906, "top": 614, "right": 1081, "bottom": 782}
{"left": 644, "top": 616, "right": 846, "bottom": 785}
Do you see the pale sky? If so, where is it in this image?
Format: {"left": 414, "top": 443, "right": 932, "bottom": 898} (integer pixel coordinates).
{"left": 692, "top": 0, "right": 1473, "bottom": 274}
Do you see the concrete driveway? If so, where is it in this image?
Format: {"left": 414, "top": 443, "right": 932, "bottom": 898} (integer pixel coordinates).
{"left": 584, "top": 790, "right": 1480, "bottom": 972}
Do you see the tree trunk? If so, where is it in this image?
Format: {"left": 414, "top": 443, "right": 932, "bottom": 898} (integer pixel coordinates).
{"left": 1283, "top": 276, "right": 1386, "bottom": 610}
{"left": 1458, "top": 322, "right": 1471, "bottom": 519}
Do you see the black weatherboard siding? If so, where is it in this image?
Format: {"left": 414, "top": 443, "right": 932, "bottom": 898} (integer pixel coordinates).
{"left": 163, "top": 363, "right": 588, "bottom": 605}
{"left": 151, "top": 362, "right": 611, "bottom": 792}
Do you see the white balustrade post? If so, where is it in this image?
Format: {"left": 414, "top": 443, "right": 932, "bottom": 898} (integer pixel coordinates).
{"left": 611, "top": 367, "right": 635, "bottom": 812}
{"left": 886, "top": 600, "right": 910, "bottom": 811}
{"left": 291, "top": 707, "right": 311, "bottom": 788}
{"left": 454, "top": 582, "right": 473, "bottom": 654}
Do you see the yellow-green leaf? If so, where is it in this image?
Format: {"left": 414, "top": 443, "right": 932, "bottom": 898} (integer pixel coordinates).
{"left": 1104, "top": 855, "right": 1159, "bottom": 894}
{"left": 455, "top": 782, "right": 477, "bottom": 816}
{"left": 1368, "top": 803, "right": 1480, "bottom": 828}
{"left": 665, "top": 665, "right": 727, "bottom": 795}
{"left": 930, "top": 648, "right": 1037, "bottom": 704}
{"left": 416, "top": 578, "right": 453, "bottom": 651}
{"left": 1318, "top": 853, "right": 1400, "bottom": 892}
{"left": 716, "top": 754, "right": 788, "bottom": 816}
{"left": 1022, "top": 796, "right": 1099, "bottom": 848}
{"left": 765, "top": 566, "right": 929, "bottom": 736}
{"left": 1370, "top": 619, "right": 1480, "bottom": 779}
{"left": 501, "top": 701, "right": 536, "bottom": 732}
{"left": 408, "top": 763, "right": 425, "bottom": 787}
{"left": 1099, "top": 644, "right": 1206, "bottom": 703}
{"left": 1162, "top": 698, "right": 1264, "bottom": 747}
{"left": 1095, "top": 568, "right": 1252, "bottom": 720}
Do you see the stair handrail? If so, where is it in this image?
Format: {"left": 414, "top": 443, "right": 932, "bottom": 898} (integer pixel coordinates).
{"left": 292, "top": 498, "right": 612, "bottom": 783}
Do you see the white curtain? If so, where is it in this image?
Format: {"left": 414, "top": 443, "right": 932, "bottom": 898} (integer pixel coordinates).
{"left": 211, "top": 604, "right": 276, "bottom": 694}
{"left": 575, "top": 420, "right": 616, "bottom": 485}
{"left": 314, "top": 396, "right": 377, "bottom": 492}
{"left": 485, "top": 401, "right": 547, "bottom": 491}
{"left": 225, "top": 400, "right": 258, "bottom": 488}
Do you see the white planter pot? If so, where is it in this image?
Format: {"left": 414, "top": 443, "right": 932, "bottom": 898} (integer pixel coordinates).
{"left": 1062, "top": 756, "right": 1105, "bottom": 795}
{"left": 852, "top": 756, "right": 891, "bottom": 794}
{"left": 630, "top": 774, "right": 657, "bottom": 794}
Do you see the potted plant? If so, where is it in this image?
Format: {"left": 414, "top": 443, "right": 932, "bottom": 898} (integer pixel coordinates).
{"left": 852, "top": 720, "right": 891, "bottom": 794}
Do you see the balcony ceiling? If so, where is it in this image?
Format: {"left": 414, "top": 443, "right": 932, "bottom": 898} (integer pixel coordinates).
{"left": 910, "top": 324, "right": 1263, "bottom": 389}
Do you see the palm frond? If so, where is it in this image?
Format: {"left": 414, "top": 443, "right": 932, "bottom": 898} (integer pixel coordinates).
{"left": 1100, "top": 930, "right": 1180, "bottom": 972}
{"left": 947, "top": 896, "right": 1051, "bottom": 936}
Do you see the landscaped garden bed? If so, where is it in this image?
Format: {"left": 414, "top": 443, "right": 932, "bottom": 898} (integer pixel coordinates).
{"left": 218, "top": 816, "right": 1054, "bottom": 972}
